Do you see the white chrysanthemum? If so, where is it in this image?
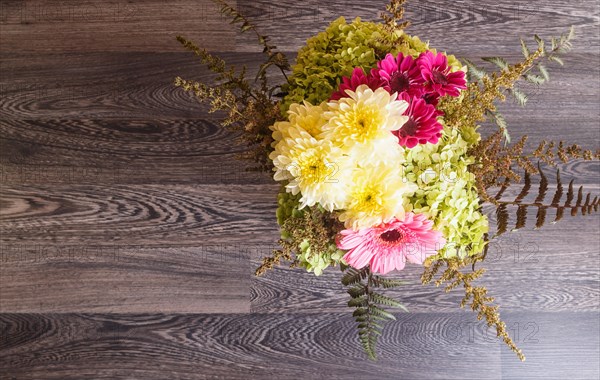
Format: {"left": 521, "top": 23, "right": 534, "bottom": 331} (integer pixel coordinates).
{"left": 271, "top": 101, "right": 329, "bottom": 146}
{"left": 339, "top": 164, "right": 418, "bottom": 230}
{"left": 321, "top": 84, "right": 408, "bottom": 164}
{"left": 287, "top": 101, "right": 329, "bottom": 137}
{"left": 270, "top": 126, "right": 351, "bottom": 211}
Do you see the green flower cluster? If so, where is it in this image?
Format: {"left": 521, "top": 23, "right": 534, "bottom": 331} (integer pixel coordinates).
{"left": 281, "top": 17, "right": 400, "bottom": 112}
{"left": 276, "top": 187, "right": 345, "bottom": 275}
{"left": 276, "top": 187, "right": 303, "bottom": 234}
{"left": 402, "top": 125, "right": 489, "bottom": 258}
{"left": 281, "top": 17, "right": 464, "bottom": 114}
{"left": 297, "top": 239, "right": 345, "bottom": 276}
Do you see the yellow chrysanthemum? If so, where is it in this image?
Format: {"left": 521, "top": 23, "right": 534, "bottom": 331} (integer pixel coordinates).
{"left": 270, "top": 126, "right": 351, "bottom": 211}
{"left": 323, "top": 85, "right": 408, "bottom": 145}
{"left": 339, "top": 165, "right": 418, "bottom": 229}
{"left": 287, "top": 101, "right": 328, "bottom": 138}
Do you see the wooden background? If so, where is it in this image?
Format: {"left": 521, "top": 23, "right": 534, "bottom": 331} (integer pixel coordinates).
{"left": 1, "top": 0, "right": 599, "bottom": 378}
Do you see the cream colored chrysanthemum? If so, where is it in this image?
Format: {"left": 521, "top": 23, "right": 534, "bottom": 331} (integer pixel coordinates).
{"left": 270, "top": 126, "right": 351, "bottom": 211}
{"left": 287, "top": 101, "right": 329, "bottom": 138}
{"left": 339, "top": 165, "right": 418, "bottom": 229}
{"left": 322, "top": 85, "right": 408, "bottom": 152}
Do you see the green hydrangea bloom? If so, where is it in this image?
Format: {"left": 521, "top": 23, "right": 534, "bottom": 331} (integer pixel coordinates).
{"left": 276, "top": 187, "right": 303, "bottom": 239}
{"left": 297, "top": 239, "right": 345, "bottom": 276}
{"left": 402, "top": 126, "right": 489, "bottom": 258}
{"left": 281, "top": 17, "right": 464, "bottom": 115}
{"left": 281, "top": 17, "right": 429, "bottom": 113}
{"left": 276, "top": 186, "right": 345, "bottom": 274}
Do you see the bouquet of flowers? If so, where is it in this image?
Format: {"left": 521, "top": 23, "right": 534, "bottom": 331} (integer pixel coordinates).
{"left": 175, "top": 0, "right": 599, "bottom": 361}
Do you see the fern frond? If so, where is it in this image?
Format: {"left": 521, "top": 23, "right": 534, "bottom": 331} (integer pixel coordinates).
{"left": 344, "top": 266, "right": 406, "bottom": 360}
{"left": 534, "top": 163, "right": 548, "bottom": 204}
{"left": 550, "top": 169, "right": 563, "bottom": 206}
{"left": 494, "top": 166, "right": 599, "bottom": 231}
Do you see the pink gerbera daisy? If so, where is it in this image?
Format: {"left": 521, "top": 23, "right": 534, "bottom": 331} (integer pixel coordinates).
{"left": 330, "top": 67, "right": 383, "bottom": 101}
{"left": 418, "top": 51, "right": 466, "bottom": 97}
{"left": 373, "top": 53, "right": 425, "bottom": 98}
{"left": 337, "top": 213, "right": 446, "bottom": 275}
{"left": 393, "top": 93, "right": 443, "bottom": 148}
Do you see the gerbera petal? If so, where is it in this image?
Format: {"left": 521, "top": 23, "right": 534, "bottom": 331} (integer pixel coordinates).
{"left": 336, "top": 213, "right": 446, "bottom": 274}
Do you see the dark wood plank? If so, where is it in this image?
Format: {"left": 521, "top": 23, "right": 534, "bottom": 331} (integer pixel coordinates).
{"left": 1, "top": 312, "right": 597, "bottom": 379}
{"left": 0, "top": 245, "right": 251, "bottom": 313}
{"left": 0, "top": 184, "right": 280, "bottom": 246}
{"left": 0, "top": 0, "right": 235, "bottom": 52}
{"left": 0, "top": 119, "right": 597, "bottom": 185}
{"left": 500, "top": 312, "right": 600, "bottom": 379}
{"left": 0, "top": 312, "right": 503, "bottom": 379}
{"left": 0, "top": 119, "right": 273, "bottom": 185}
{"left": 236, "top": 0, "right": 599, "bottom": 55}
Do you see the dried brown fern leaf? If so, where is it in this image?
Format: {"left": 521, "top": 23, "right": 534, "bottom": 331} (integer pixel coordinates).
{"left": 494, "top": 166, "right": 599, "bottom": 231}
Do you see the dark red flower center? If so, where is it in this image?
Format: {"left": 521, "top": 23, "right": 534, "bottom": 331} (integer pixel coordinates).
{"left": 399, "top": 117, "right": 419, "bottom": 137}
{"left": 431, "top": 70, "right": 449, "bottom": 85}
{"left": 422, "top": 92, "right": 438, "bottom": 105}
{"left": 389, "top": 71, "right": 411, "bottom": 93}
{"left": 380, "top": 229, "right": 403, "bottom": 242}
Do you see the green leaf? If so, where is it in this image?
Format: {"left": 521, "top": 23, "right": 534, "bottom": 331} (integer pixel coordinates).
{"left": 538, "top": 65, "right": 550, "bottom": 81}
{"left": 482, "top": 56, "right": 509, "bottom": 70}
{"left": 463, "top": 58, "right": 486, "bottom": 82}
{"left": 508, "top": 88, "right": 528, "bottom": 107}
{"left": 370, "top": 293, "right": 403, "bottom": 308}
{"left": 549, "top": 56, "right": 564, "bottom": 66}
{"left": 524, "top": 74, "right": 546, "bottom": 85}
{"left": 347, "top": 284, "right": 367, "bottom": 298}
{"left": 534, "top": 34, "right": 545, "bottom": 51}
{"left": 520, "top": 38, "right": 530, "bottom": 58}
{"left": 369, "top": 304, "right": 397, "bottom": 321}
{"left": 348, "top": 295, "right": 368, "bottom": 307}
{"left": 486, "top": 110, "right": 511, "bottom": 144}
{"left": 241, "top": 22, "right": 252, "bottom": 32}
{"left": 377, "top": 277, "right": 407, "bottom": 289}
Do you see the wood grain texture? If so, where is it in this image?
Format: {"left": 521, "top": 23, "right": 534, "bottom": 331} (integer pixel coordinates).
{"left": 1, "top": 312, "right": 598, "bottom": 379}
{"left": 0, "top": 0, "right": 235, "bottom": 52}
{"left": 236, "top": 0, "right": 600, "bottom": 54}
{"left": 1, "top": 0, "right": 599, "bottom": 378}
{"left": 0, "top": 184, "right": 280, "bottom": 245}
{"left": 0, "top": 245, "right": 252, "bottom": 313}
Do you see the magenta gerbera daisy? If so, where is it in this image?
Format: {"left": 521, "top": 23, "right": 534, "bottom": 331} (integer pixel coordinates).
{"left": 418, "top": 51, "right": 466, "bottom": 97}
{"left": 393, "top": 93, "right": 443, "bottom": 148}
{"left": 330, "top": 67, "right": 383, "bottom": 101}
{"left": 373, "top": 53, "right": 425, "bottom": 98}
{"left": 336, "top": 213, "right": 445, "bottom": 275}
